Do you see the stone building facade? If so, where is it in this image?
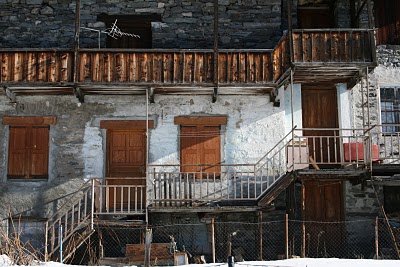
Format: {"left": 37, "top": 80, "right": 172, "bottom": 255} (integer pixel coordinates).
{"left": 0, "top": 0, "right": 399, "bottom": 262}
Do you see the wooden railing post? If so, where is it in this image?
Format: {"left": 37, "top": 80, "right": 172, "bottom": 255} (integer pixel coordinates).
{"left": 91, "top": 179, "right": 95, "bottom": 230}
{"left": 44, "top": 221, "right": 49, "bottom": 261}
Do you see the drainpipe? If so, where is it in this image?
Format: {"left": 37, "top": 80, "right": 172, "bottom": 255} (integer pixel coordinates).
{"left": 146, "top": 88, "right": 149, "bottom": 225}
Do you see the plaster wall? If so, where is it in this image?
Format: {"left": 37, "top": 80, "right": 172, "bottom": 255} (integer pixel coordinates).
{"left": 0, "top": 94, "right": 285, "bottom": 220}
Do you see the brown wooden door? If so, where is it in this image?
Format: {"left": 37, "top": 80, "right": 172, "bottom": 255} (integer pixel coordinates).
{"left": 180, "top": 125, "right": 221, "bottom": 175}
{"left": 303, "top": 180, "right": 345, "bottom": 257}
{"left": 302, "top": 87, "right": 339, "bottom": 164}
{"left": 106, "top": 129, "right": 146, "bottom": 210}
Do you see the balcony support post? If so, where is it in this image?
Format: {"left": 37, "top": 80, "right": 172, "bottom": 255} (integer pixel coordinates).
{"left": 287, "top": 0, "right": 294, "bottom": 63}
{"left": 213, "top": 0, "right": 219, "bottom": 103}
{"left": 73, "top": 0, "right": 81, "bottom": 86}
{"left": 366, "top": 0, "right": 377, "bottom": 63}
{"left": 146, "top": 87, "right": 150, "bottom": 224}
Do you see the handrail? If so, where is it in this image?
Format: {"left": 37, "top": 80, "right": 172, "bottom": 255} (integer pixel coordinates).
{"left": 46, "top": 179, "right": 92, "bottom": 222}
{"left": 44, "top": 179, "right": 97, "bottom": 261}
{"left": 255, "top": 126, "right": 297, "bottom": 166}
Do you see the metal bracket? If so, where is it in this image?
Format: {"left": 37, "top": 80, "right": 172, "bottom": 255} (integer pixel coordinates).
{"left": 4, "top": 86, "right": 16, "bottom": 103}
{"left": 212, "top": 87, "right": 218, "bottom": 103}
{"left": 148, "top": 87, "right": 155, "bottom": 104}
{"left": 73, "top": 86, "right": 84, "bottom": 103}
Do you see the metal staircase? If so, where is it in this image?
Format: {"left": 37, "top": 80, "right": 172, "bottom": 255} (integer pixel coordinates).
{"left": 44, "top": 179, "right": 96, "bottom": 262}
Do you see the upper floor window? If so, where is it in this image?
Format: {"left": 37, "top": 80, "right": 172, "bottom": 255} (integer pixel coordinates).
{"left": 98, "top": 14, "right": 161, "bottom": 48}
{"left": 380, "top": 86, "right": 400, "bottom": 133}
{"left": 2, "top": 116, "right": 56, "bottom": 180}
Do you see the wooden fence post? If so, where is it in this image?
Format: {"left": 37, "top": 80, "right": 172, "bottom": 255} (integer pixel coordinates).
{"left": 144, "top": 228, "right": 152, "bottom": 267}
{"left": 285, "top": 213, "right": 289, "bottom": 259}
{"left": 375, "top": 216, "right": 379, "bottom": 259}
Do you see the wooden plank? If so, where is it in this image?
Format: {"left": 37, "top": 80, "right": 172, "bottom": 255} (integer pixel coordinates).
{"left": 129, "top": 53, "right": 137, "bottom": 82}
{"left": 173, "top": 53, "right": 183, "bottom": 83}
{"left": 218, "top": 52, "right": 227, "bottom": 83}
{"left": 126, "top": 243, "right": 173, "bottom": 262}
{"left": 115, "top": 53, "right": 124, "bottom": 81}
{"left": 184, "top": 52, "right": 193, "bottom": 82}
{"left": 163, "top": 53, "right": 173, "bottom": 83}
{"left": 37, "top": 52, "right": 47, "bottom": 81}
{"left": 14, "top": 52, "right": 23, "bottom": 81}
{"left": 231, "top": 52, "right": 239, "bottom": 82}
{"left": 152, "top": 53, "right": 162, "bottom": 82}
{"left": 174, "top": 116, "right": 227, "bottom": 125}
{"left": 239, "top": 52, "right": 246, "bottom": 82}
{"left": 100, "top": 120, "right": 154, "bottom": 129}
{"left": 194, "top": 53, "right": 205, "bottom": 83}
{"left": 26, "top": 52, "right": 35, "bottom": 81}
{"left": 3, "top": 116, "right": 57, "bottom": 125}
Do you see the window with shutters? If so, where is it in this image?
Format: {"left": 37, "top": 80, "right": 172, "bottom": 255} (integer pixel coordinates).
{"left": 174, "top": 116, "right": 227, "bottom": 176}
{"left": 3, "top": 116, "right": 56, "bottom": 180}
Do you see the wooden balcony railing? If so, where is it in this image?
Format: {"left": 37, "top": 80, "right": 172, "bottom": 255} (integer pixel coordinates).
{"left": 0, "top": 29, "right": 376, "bottom": 89}
{"left": 292, "top": 29, "right": 374, "bottom": 64}
{"left": 78, "top": 49, "right": 274, "bottom": 85}
{"left": 1, "top": 50, "right": 73, "bottom": 83}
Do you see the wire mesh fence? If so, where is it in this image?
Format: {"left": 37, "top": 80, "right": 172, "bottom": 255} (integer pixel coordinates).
{"left": 88, "top": 217, "right": 399, "bottom": 264}
{"left": 0, "top": 217, "right": 399, "bottom": 265}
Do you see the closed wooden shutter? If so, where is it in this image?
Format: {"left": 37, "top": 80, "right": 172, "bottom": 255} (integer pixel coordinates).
{"left": 8, "top": 126, "right": 49, "bottom": 179}
{"left": 30, "top": 127, "right": 49, "bottom": 177}
{"left": 8, "top": 127, "right": 28, "bottom": 177}
{"left": 180, "top": 125, "right": 221, "bottom": 174}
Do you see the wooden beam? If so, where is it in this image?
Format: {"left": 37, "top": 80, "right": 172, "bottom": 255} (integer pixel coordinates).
{"left": 2, "top": 116, "right": 57, "bottom": 125}
{"left": 100, "top": 120, "right": 155, "bottom": 129}
{"left": 174, "top": 116, "right": 227, "bottom": 125}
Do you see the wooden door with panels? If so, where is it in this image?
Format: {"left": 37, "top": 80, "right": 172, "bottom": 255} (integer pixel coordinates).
{"left": 101, "top": 120, "right": 153, "bottom": 212}
{"left": 303, "top": 180, "right": 345, "bottom": 257}
{"left": 302, "top": 87, "right": 339, "bottom": 165}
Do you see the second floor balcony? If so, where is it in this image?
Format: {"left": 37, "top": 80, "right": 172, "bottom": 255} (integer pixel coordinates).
{"left": 0, "top": 29, "right": 376, "bottom": 100}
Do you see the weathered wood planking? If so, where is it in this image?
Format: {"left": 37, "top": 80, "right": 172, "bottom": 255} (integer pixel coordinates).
{"left": 293, "top": 30, "right": 372, "bottom": 63}
{"left": 0, "top": 51, "right": 73, "bottom": 83}
{"left": 77, "top": 51, "right": 273, "bottom": 84}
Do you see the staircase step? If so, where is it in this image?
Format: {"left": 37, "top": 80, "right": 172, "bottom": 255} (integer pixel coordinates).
{"left": 257, "top": 172, "right": 294, "bottom": 206}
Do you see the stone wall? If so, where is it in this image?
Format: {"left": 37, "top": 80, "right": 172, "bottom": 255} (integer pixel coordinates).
{"left": 0, "top": 0, "right": 284, "bottom": 49}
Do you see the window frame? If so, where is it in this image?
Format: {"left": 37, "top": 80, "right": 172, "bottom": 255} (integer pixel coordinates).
{"left": 2, "top": 116, "right": 56, "bottom": 180}
{"left": 379, "top": 86, "right": 400, "bottom": 133}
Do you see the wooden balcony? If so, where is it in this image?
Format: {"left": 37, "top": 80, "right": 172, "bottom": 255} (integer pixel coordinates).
{"left": 0, "top": 29, "right": 376, "bottom": 99}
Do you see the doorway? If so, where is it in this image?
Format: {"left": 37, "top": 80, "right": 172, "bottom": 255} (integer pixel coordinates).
{"left": 101, "top": 120, "right": 153, "bottom": 212}
{"left": 302, "top": 86, "right": 339, "bottom": 164}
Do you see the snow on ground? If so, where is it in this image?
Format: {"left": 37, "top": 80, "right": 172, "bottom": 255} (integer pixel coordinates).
{"left": 1, "top": 255, "right": 399, "bottom": 267}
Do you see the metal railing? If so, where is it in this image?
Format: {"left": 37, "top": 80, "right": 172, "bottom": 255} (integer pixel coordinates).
{"left": 368, "top": 124, "right": 400, "bottom": 164}
{"left": 44, "top": 179, "right": 95, "bottom": 261}
{"left": 148, "top": 164, "right": 257, "bottom": 206}
{"left": 288, "top": 128, "right": 372, "bottom": 167}
{"left": 93, "top": 177, "right": 146, "bottom": 215}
